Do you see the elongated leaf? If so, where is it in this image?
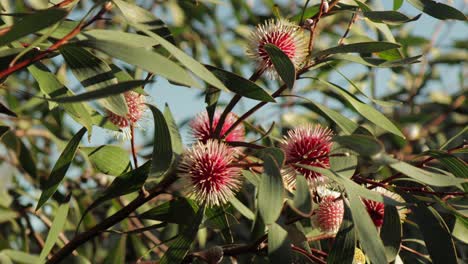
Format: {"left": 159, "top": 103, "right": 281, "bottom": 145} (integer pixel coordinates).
{"left": 148, "top": 104, "right": 173, "bottom": 178}
{"left": 329, "top": 142, "right": 357, "bottom": 178}
{"left": 268, "top": 223, "right": 292, "bottom": 264}
{"left": 1, "top": 250, "right": 40, "bottom": 264}
{"left": 0, "top": 102, "right": 17, "bottom": 117}
{"left": 330, "top": 54, "right": 422, "bottom": 67}
{"left": 380, "top": 205, "right": 401, "bottom": 262}
{"left": 204, "top": 206, "right": 234, "bottom": 243}
{"left": 258, "top": 149, "right": 285, "bottom": 224}
{"left": 316, "top": 79, "right": 405, "bottom": 138}
{"left": 292, "top": 175, "right": 312, "bottom": 215}
{"left": 333, "top": 135, "right": 384, "bottom": 157}
{"left": 0, "top": 126, "right": 9, "bottom": 139}
{"left": 327, "top": 203, "right": 355, "bottom": 264}
{"left": 39, "top": 203, "right": 70, "bottom": 261}
{"left": 205, "top": 65, "right": 275, "bottom": 102}
{"left": 28, "top": 63, "right": 94, "bottom": 132}
{"left": 82, "top": 30, "right": 160, "bottom": 48}
{"left": 407, "top": 0, "right": 466, "bottom": 20}
{"left": 140, "top": 197, "right": 197, "bottom": 225}
{"left": 0, "top": 9, "right": 68, "bottom": 47}
{"left": 103, "top": 236, "right": 126, "bottom": 264}
{"left": 300, "top": 100, "right": 359, "bottom": 134}
{"left": 81, "top": 145, "right": 131, "bottom": 176}
{"left": 313, "top": 42, "right": 401, "bottom": 58}
{"left": 163, "top": 104, "right": 183, "bottom": 155}
{"left": 159, "top": 205, "right": 205, "bottom": 264}
{"left": 1, "top": 132, "right": 37, "bottom": 178}
{"left": 36, "top": 127, "right": 87, "bottom": 210}
{"left": 46, "top": 80, "right": 151, "bottom": 103}
{"left": 265, "top": 43, "right": 296, "bottom": 88}
{"left": 362, "top": 11, "right": 421, "bottom": 25}
{"left": 230, "top": 197, "right": 255, "bottom": 220}
{"left": 393, "top": 0, "right": 403, "bottom": 10}
{"left": 60, "top": 45, "right": 128, "bottom": 116}
{"left": 347, "top": 191, "right": 387, "bottom": 264}
{"left": 81, "top": 38, "right": 198, "bottom": 88}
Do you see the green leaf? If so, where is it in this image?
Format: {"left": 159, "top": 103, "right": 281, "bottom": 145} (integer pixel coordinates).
{"left": 327, "top": 203, "right": 355, "bottom": 264}
{"left": 407, "top": 0, "right": 466, "bottom": 21}
{"left": 36, "top": 127, "right": 87, "bottom": 210}
{"left": 264, "top": 43, "right": 296, "bottom": 88}
{"left": 330, "top": 54, "right": 422, "bottom": 67}
{"left": 163, "top": 104, "right": 183, "bottom": 155}
{"left": 81, "top": 29, "right": 160, "bottom": 48}
{"left": 362, "top": 11, "right": 421, "bottom": 25}
{"left": 0, "top": 8, "right": 68, "bottom": 47}
{"left": 407, "top": 197, "right": 458, "bottom": 263}
{"left": 393, "top": 0, "right": 404, "bottom": 10}
{"left": 39, "top": 203, "right": 70, "bottom": 261}
{"left": 316, "top": 79, "right": 405, "bottom": 139}
{"left": 204, "top": 206, "right": 234, "bottom": 243}
{"left": 300, "top": 101, "right": 359, "bottom": 134}
{"left": 140, "top": 197, "right": 197, "bottom": 225}
{"left": 81, "top": 37, "right": 198, "bottom": 88}
{"left": 205, "top": 65, "right": 275, "bottom": 102}
{"left": 45, "top": 80, "right": 151, "bottom": 104}
{"left": 230, "top": 196, "right": 255, "bottom": 220}
{"left": 28, "top": 63, "right": 94, "bottom": 133}
{"left": 386, "top": 157, "right": 466, "bottom": 187}
{"left": 292, "top": 175, "right": 312, "bottom": 215}
{"left": 0, "top": 102, "right": 17, "bottom": 117}
{"left": 452, "top": 217, "right": 468, "bottom": 244}
{"left": 132, "top": 25, "right": 229, "bottom": 92}
{"left": 148, "top": 104, "right": 173, "bottom": 178}
{"left": 329, "top": 142, "right": 357, "bottom": 178}
{"left": 1, "top": 132, "right": 37, "bottom": 178}
{"left": 103, "top": 236, "right": 126, "bottom": 264}
{"left": 81, "top": 145, "right": 131, "bottom": 176}
{"left": 313, "top": 42, "right": 401, "bottom": 58}
{"left": 60, "top": 45, "right": 128, "bottom": 116}
{"left": 421, "top": 150, "right": 468, "bottom": 191}
{"left": 380, "top": 205, "right": 401, "bottom": 262}
{"left": 347, "top": 191, "right": 387, "bottom": 264}
{"left": 1, "top": 250, "right": 40, "bottom": 264}
{"left": 159, "top": 205, "right": 205, "bottom": 264}
{"left": 258, "top": 148, "right": 285, "bottom": 224}
{"left": 268, "top": 223, "right": 292, "bottom": 264}
{"left": 0, "top": 126, "right": 9, "bottom": 140}
{"left": 333, "top": 135, "right": 384, "bottom": 158}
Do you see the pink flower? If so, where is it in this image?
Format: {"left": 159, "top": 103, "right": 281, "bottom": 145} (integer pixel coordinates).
{"left": 316, "top": 195, "right": 344, "bottom": 234}
{"left": 280, "top": 124, "right": 333, "bottom": 189}
{"left": 190, "top": 110, "right": 245, "bottom": 143}
{"left": 107, "top": 91, "right": 146, "bottom": 139}
{"left": 247, "top": 19, "right": 308, "bottom": 79}
{"left": 178, "top": 140, "right": 242, "bottom": 206}
{"left": 363, "top": 187, "right": 409, "bottom": 227}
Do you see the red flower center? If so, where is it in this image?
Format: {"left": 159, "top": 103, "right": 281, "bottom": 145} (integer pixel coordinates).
{"left": 258, "top": 31, "right": 296, "bottom": 66}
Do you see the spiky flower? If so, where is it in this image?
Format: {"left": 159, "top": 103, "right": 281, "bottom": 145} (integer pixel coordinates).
{"left": 247, "top": 19, "right": 308, "bottom": 79}
{"left": 280, "top": 124, "right": 333, "bottom": 189}
{"left": 363, "top": 187, "right": 409, "bottom": 228}
{"left": 178, "top": 140, "right": 242, "bottom": 207}
{"left": 107, "top": 91, "right": 146, "bottom": 139}
{"left": 190, "top": 110, "right": 245, "bottom": 143}
{"left": 316, "top": 194, "right": 344, "bottom": 234}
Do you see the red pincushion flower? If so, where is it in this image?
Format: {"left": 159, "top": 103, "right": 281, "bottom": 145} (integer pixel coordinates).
{"left": 178, "top": 140, "right": 242, "bottom": 206}
{"left": 247, "top": 19, "right": 307, "bottom": 79}
{"left": 107, "top": 91, "right": 146, "bottom": 139}
{"left": 316, "top": 195, "right": 344, "bottom": 234}
{"left": 363, "top": 199, "right": 385, "bottom": 228}
{"left": 280, "top": 124, "right": 333, "bottom": 189}
{"left": 190, "top": 110, "right": 245, "bottom": 143}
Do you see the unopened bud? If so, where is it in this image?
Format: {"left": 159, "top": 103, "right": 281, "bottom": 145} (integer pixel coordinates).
{"left": 322, "top": 1, "right": 329, "bottom": 13}
{"left": 304, "top": 18, "right": 314, "bottom": 28}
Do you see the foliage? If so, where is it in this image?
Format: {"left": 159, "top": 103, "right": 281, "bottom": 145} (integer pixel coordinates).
{"left": 0, "top": 0, "right": 466, "bottom": 263}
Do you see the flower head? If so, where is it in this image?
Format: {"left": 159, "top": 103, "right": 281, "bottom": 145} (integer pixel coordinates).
{"left": 178, "top": 140, "right": 242, "bottom": 207}
{"left": 107, "top": 91, "right": 146, "bottom": 139}
{"left": 247, "top": 19, "right": 308, "bottom": 79}
{"left": 280, "top": 124, "right": 333, "bottom": 189}
{"left": 363, "top": 187, "right": 408, "bottom": 228}
{"left": 353, "top": 248, "right": 366, "bottom": 264}
{"left": 315, "top": 193, "right": 344, "bottom": 234}
{"left": 190, "top": 110, "right": 245, "bottom": 143}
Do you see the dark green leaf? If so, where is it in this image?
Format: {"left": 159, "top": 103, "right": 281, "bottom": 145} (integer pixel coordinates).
{"left": 327, "top": 203, "right": 355, "bottom": 264}
{"left": 81, "top": 145, "right": 131, "bottom": 176}
{"left": 205, "top": 65, "right": 275, "bottom": 102}
{"left": 0, "top": 102, "right": 17, "bottom": 117}
{"left": 300, "top": 101, "right": 359, "bottom": 134}
{"left": 268, "top": 223, "right": 292, "bottom": 264}
{"left": 421, "top": 150, "right": 468, "bottom": 191}
{"left": 292, "top": 175, "right": 312, "bottom": 215}
{"left": 148, "top": 104, "right": 173, "bottom": 178}
{"left": 407, "top": 0, "right": 466, "bottom": 20}
{"left": 1, "top": 250, "right": 40, "bottom": 264}
{"left": 0, "top": 9, "right": 68, "bottom": 47}
{"left": 380, "top": 205, "right": 401, "bottom": 262}
{"left": 103, "top": 236, "right": 126, "bottom": 264}
{"left": 313, "top": 42, "right": 401, "bottom": 58}
{"left": 204, "top": 206, "right": 234, "bottom": 243}
{"left": 330, "top": 54, "right": 422, "bottom": 67}
{"left": 265, "top": 43, "right": 296, "bottom": 89}
{"left": 333, "top": 135, "right": 384, "bottom": 158}
{"left": 329, "top": 142, "right": 357, "bottom": 178}
{"left": 230, "top": 197, "right": 255, "bottom": 220}
{"left": 36, "top": 127, "right": 86, "bottom": 210}
{"left": 163, "top": 104, "right": 183, "bottom": 155}
{"left": 39, "top": 203, "right": 70, "bottom": 261}
{"left": 362, "top": 11, "right": 421, "bottom": 25}
{"left": 139, "top": 197, "right": 197, "bottom": 225}
{"left": 0, "top": 126, "right": 9, "bottom": 140}
{"left": 45, "top": 80, "right": 151, "bottom": 104}
{"left": 159, "top": 205, "right": 205, "bottom": 264}
{"left": 258, "top": 149, "right": 285, "bottom": 224}
{"left": 60, "top": 45, "right": 128, "bottom": 116}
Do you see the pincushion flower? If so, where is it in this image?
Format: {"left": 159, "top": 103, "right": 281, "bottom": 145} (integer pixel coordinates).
{"left": 280, "top": 124, "right": 333, "bottom": 189}
{"left": 363, "top": 186, "right": 409, "bottom": 228}
{"left": 314, "top": 191, "right": 344, "bottom": 234}
{"left": 190, "top": 110, "right": 245, "bottom": 143}
{"left": 107, "top": 91, "right": 146, "bottom": 140}
{"left": 178, "top": 139, "right": 242, "bottom": 207}
{"left": 246, "top": 19, "right": 308, "bottom": 79}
